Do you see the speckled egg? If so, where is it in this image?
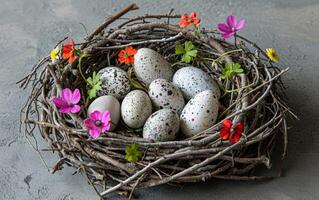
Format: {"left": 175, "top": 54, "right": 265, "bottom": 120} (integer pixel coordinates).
{"left": 88, "top": 95, "right": 120, "bottom": 131}
{"left": 180, "top": 90, "right": 219, "bottom": 137}
{"left": 172, "top": 66, "right": 221, "bottom": 101}
{"left": 133, "top": 48, "right": 174, "bottom": 86}
{"left": 97, "top": 66, "right": 131, "bottom": 100}
{"left": 148, "top": 79, "right": 185, "bottom": 115}
{"left": 121, "top": 90, "right": 152, "bottom": 129}
{"left": 143, "top": 109, "right": 180, "bottom": 141}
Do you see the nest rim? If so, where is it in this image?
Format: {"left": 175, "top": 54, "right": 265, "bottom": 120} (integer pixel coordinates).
{"left": 18, "top": 3, "right": 292, "bottom": 198}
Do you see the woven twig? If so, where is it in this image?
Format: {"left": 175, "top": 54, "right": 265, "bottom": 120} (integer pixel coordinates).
{"left": 18, "top": 4, "right": 293, "bottom": 199}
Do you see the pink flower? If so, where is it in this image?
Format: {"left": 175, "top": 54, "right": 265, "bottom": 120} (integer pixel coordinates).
{"left": 84, "top": 110, "right": 111, "bottom": 138}
{"left": 52, "top": 88, "right": 81, "bottom": 113}
{"left": 217, "top": 15, "right": 245, "bottom": 39}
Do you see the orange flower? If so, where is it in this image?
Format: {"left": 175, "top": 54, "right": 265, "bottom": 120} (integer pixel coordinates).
{"left": 178, "top": 12, "right": 200, "bottom": 28}
{"left": 62, "top": 39, "right": 77, "bottom": 64}
{"left": 118, "top": 46, "right": 137, "bottom": 65}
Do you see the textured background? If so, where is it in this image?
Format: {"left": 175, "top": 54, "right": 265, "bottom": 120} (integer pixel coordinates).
{"left": 1, "top": 0, "right": 319, "bottom": 199}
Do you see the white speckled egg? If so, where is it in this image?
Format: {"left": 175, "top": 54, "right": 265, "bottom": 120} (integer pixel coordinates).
{"left": 133, "top": 48, "right": 174, "bottom": 86}
{"left": 88, "top": 95, "right": 120, "bottom": 131}
{"left": 97, "top": 66, "right": 131, "bottom": 100}
{"left": 180, "top": 90, "right": 219, "bottom": 137}
{"left": 121, "top": 90, "right": 152, "bottom": 129}
{"left": 143, "top": 109, "right": 180, "bottom": 141}
{"left": 148, "top": 79, "right": 185, "bottom": 115}
{"left": 172, "top": 66, "right": 221, "bottom": 101}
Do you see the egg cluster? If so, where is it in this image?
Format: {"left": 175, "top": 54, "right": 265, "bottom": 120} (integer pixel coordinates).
{"left": 87, "top": 48, "right": 220, "bottom": 141}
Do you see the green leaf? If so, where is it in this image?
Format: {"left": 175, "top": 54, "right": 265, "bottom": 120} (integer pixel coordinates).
{"left": 175, "top": 41, "right": 198, "bottom": 63}
{"left": 184, "top": 41, "right": 194, "bottom": 51}
{"left": 175, "top": 45, "right": 185, "bottom": 55}
{"left": 221, "top": 62, "right": 244, "bottom": 80}
{"left": 87, "top": 71, "right": 102, "bottom": 99}
{"left": 125, "top": 144, "right": 142, "bottom": 163}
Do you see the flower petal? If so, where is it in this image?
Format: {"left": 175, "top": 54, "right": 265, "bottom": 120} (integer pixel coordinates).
{"left": 68, "top": 54, "right": 76, "bottom": 64}
{"left": 236, "top": 19, "right": 245, "bottom": 30}
{"left": 217, "top": 23, "right": 231, "bottom": 33}
{"left": 193, "top": 19, "right": 200, "bottom": 25}
{"left": 90, "top": 110, "right": 102, "bottom": 121}
{"left": 62, "top": 88, "right": 72, "bottom": 103}
{"left": 181, "top": 14, "right": 187, "bottom": 20}
{"left": 234, "top": 122, "right": 244, "bottom": 135}
{"left": 222, "top": 32, "right": 235, "bottom": 39}
{"left": 70, "top": 105, "right": 81, "bottom": 113}
{"left": 189, "top": 12, "right": 197, "bottom": 19}
{"left": 70, "top": 88, "right": 81, "bottom": 104}
{"left": 227, "top": 15, "right": 237, "bottom": 28}
{"left": 59, "top": 107, "right": 72, "bottom": 113}
{"left": 220, "top": 129, "right": 230, "bottom": 140}
{"left": 229, "top": 132, "right": 241, "bottom": 143}
{"left": 179, "top": 20, "right": 190, "bottom": 27}
{"left": 89, "top": 128, "right": 101, "bottom": 139}
{"left": 84, "top": 118, "right": 95, "bottom": 129}
{"left": 222, "top": 119, "right": 233, "bottom": 129}
{"left": 52, "top": 97, "right": 67, "bottom": 108}
{"left": 101, "top": 111, "right": 111, "bottom": 124}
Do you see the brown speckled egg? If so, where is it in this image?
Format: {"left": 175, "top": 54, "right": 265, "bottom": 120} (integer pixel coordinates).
{"left": 148, "top": 79, "right": 185, "bottom": 115}
{"left": 97, "top": 66, "right": 131, "bottom": 100}
{"left": 180, "top": 90, "right": 219, "bottom": 137}
{"left": 133, "top": 48, "right": 174, "bottom": 86}
{"left": 121, "top": 90, "right": 152, "bottom": 129}
{"left": 143, "top": 109, "right": 180, "bottom": 141}
{"left": 172, "top": 66, "right": 220, "bottom": 101}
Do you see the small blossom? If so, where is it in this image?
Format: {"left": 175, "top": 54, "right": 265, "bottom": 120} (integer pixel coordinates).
{"left": 84, "top": 110, "right": 111, "bottom": 138}
{"left": 178, "top": 12, "right": 200, "bottom": 28}
{"left": 118, "top": 46, "right": 137, "bottom": 65}
{"left": 217, "top": 15, "right": 245, "bottom": 39}
{"left": 52, "top": 88, "right": 81, "bottom": 113}
{"left": 50, "top": 46, "right": 60, "bottom": 64}
{"left": 219, "top": 119, "right": 244, "bottom": 144}
{"left": 62, "top": 39, "right": 77, "bottom": 64}
{"left": 266, "top": 48, "right": 279, "bottom": 63}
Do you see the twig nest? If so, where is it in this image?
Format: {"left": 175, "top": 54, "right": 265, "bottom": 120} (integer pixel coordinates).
{"left": 88, "top": 95, "right": 120, "bottom": 131}
{"left": 143, "top": 109, "right": 180, "bottom": 141}
{"left": 97, "top": 66, "right": 131, "bottom": 99}
{"left": 148, "top": 78, "right": 185, "bottom": 115}
{"left": 173, "top": 66, "right": 221, "bottom": 100}
{"left": 180, "top": 90, "right": 219, "bottom": 137}
{"left": 133, "top": 48, "right": 174, "bottom": 86}
{"left": 121, "top": 90, "right": 153, "bottom": 129}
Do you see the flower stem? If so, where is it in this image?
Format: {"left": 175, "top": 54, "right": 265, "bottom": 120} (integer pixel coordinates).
{"left": 234, "top": 32, "right": 238, "bottom": 48}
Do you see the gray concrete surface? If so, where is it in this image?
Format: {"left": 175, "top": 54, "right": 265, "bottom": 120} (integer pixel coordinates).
{"left": 1, "top": 0, "right": 319, "bottom": 199}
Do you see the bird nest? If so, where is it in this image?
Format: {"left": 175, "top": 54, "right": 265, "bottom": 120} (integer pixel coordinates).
{"left": 18, "top": 3, "right": 293, "bottom": 199}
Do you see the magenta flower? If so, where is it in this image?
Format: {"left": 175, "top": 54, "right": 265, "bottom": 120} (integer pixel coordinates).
{"left": 83, "top": 110, "right": 111, "bottom": 138}
{"left": 52, "top": 88, "right": 81, "bottom": 113}
{"left": 217, "top": 15, "right": 245, "bottom": 39}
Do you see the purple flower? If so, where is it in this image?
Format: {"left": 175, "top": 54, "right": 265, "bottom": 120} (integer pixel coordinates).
{"left": 52, "top": 88, "right": 81, "bottom": 113}
{"left": 83, "top": 110, "right": 111, "bottom": 138}
{"left": 217, "top": 15, "right": 245, "bottom": 39}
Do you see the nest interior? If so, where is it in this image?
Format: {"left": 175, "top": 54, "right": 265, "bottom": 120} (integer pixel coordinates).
{"left": 18, "top": 3, "right": 292, "bottom": 199}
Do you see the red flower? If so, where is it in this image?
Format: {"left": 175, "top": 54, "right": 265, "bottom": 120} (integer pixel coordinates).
{"left": 178, "top": 12, "right": 201, "bottom": 28}
{"left": 62, "top": 39, "right": 76, "bottom": 64}
{"left": 118, "top": 46, "right": 137, "bottom": 65}
{"left": 219, "top": 119, "right": 244, "bottom": 144}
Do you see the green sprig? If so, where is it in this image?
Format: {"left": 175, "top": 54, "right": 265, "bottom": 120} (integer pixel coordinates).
{"left": 221, "top": 62, "right": 244, "bottom": 80}
{"left": 125, "top": 143, "right": 142, "bottom": 163}
{"left": 175, "top": 41, "right": 198, "bottom": 63}
{"left": 86, "top": 71, "right": 102, "bottom": 99}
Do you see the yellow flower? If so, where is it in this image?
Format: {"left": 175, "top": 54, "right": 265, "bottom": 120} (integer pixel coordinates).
{"left": 50, "top": 46, "right": 60, "bottom": 64}
{"left": 266, "top": 48, "right": 279, "bottom": 63}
